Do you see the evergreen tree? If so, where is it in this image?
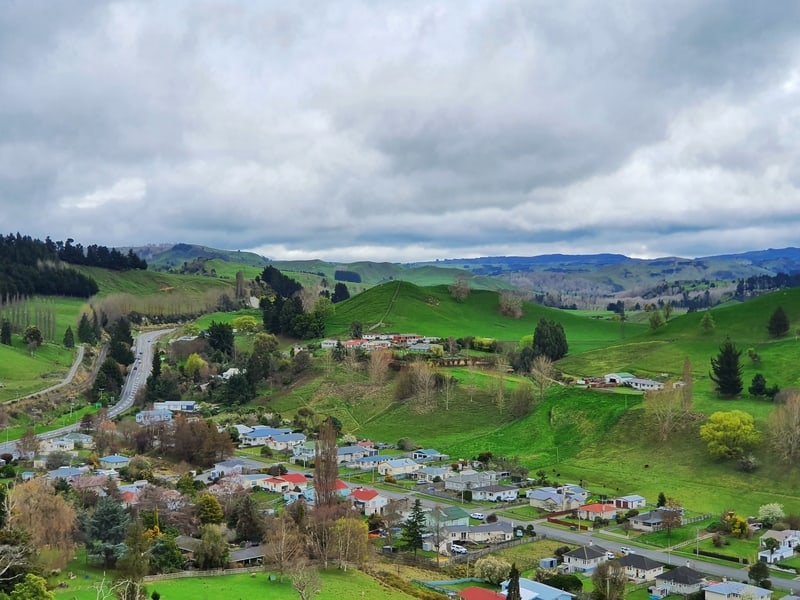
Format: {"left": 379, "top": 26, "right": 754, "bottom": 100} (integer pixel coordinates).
{"left": 768, "top": 306, "right": 790, "bottom": 338}
{"left": 657, "top": 492, "right": 666, "bottom": 507}
{"left": 0, "top": 320, "right": 10, "bottom": 346}
{"left": 205, "top": 321, "right": 234, "bottom": 357}
{"left": 87, "top": 496, "right": 130, "bottom": 568}
{"left": 62, "top": 326, "right": 74, "bottom": 348}
{"left": 710, "top": 338, "right": 743, "bottom": 397}
{"left": 507, "top": 563, "right": 522, "bottom": 600}
{"left": 331, "top": 282, "right": 350, "bottom": 304}
{"left": 532, "top": 318, "right": 568, "bottom": 361}
{"left": 77, "top": 313, "right": 95, "bottom": 344}
{"left": 749, "top": 374, "right": 768, "bottom": 397}
{"left": 400, "top": 499, "right": 427, "bottom": 556}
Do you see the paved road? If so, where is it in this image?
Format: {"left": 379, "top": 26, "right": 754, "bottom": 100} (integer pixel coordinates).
{"left": 0, "top": 328, "right": 174, "bottom": 456}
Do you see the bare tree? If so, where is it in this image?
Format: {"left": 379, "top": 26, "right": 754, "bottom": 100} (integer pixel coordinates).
{"left": 333, "top": 516, "right": 368, "bottom": 571}
{"left": 645, "top": 388, "right": 682, "bottom": 442}
{"left": 530, "top": 355, "right": 555, "bottom": 403}
{"left": 410, "top": 361, "right": 437, "bottom": 413}
{"left": 498, "top": 291, "right": 523, "bottom": 318}
{"left": 681, "top": 357, "right": 693, "bottom": 412}
{"left": 368, "top": 349, "right": 392, "bottom": 385}
{"left": 448, "top": 275, "right": 470, "bottom": 302}
{"left": 769, "top": 392, "right": 800, "bottom": 464}
{"left": 15, "top": 429, "right": 39, "bottom": 460}
{"left": 263, "top": 512, "right": 305, "bottom": 581}
{"left": 290, "top": 560, "right": 321, "bottom": 600}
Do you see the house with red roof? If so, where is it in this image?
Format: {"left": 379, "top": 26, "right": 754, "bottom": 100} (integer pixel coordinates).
{"left": 458, "top": 588, "right": 505, "bottom": 600}
{"left": 577, "top": 503, "right": 618, "bottom": 521}
{"left": 351, "top": 487, "right": 388, "bottom": 516}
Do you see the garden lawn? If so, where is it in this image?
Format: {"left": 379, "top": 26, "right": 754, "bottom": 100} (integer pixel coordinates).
{"left": 55, "top": 569, "right": 418, "bottom": 600}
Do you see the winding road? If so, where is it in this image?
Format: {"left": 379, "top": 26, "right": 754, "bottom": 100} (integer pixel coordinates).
{"left": 0, "top": 328, "right": 174, "bottom": 457}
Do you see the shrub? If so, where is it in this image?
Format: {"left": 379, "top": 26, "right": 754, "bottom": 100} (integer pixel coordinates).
{"left": 384, "top": 475, "right": 397, "bottom": 484}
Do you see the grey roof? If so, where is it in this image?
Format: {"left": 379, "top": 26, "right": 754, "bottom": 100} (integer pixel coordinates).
{"left": 655, "top": 565, "right": 705, "bottom": 585}
{"left": 230, "top": 545, "right": 265, "bottom": 562}
{"left": 175, "top": 535, "right": 201, "bottom": 552}
{"left": 564, "top": 545, "right": 608, "bottom": 560}
{"left": 617, "top": 554, "right": 662, "bottom": 570}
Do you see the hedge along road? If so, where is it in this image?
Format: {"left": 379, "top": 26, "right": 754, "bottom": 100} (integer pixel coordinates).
{"left": 0, "top": 328, "right": 174, "bottom": 457}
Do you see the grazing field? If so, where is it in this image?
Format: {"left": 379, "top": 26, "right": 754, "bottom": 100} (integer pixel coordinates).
{"left": 54, "top": 570, "right": 418, "bottom": 600}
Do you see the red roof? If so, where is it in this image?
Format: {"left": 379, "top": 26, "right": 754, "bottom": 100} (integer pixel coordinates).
{"left": 458, "top": 587, "right": 505, "bottom": 600}
{"left": 281, "top": 473, "right": 308, "bottom": 484}
{"left": 581, "top": 503, "right": 617, "bottom": 513}
{"left": 334, "top": 479, "right": 349, "bottom": 490}
{"left": 266, "top": 477, "right": 286, "bottom": 484}
{"left": 351, "top": 488, "right": 379, "bottom": 501}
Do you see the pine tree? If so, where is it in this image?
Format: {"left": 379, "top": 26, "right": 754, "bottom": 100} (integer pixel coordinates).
{"left": 0, "top": 320, "right": 10, "bottom": 346}
{"left": 401, "top": 499, "right": 428, "bottom": 556}
{"left": 657, "top": 492, "right": 666, "bottom": 507}
{"left": 506, "top": 563, "right": 522, "bottom": 600}
{"left": 77, "top": 313, "right": 95, "bottom": 344}
{"left": 768, "top": 306, "right": 790, "bottom": 338}
{"left": 710, "top": 338, "right": 743, "bottom": 397}
{"left": 64, "top": 327, "right": 75, "bottom": 348}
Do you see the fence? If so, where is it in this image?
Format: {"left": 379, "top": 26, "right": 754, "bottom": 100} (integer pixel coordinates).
{"left": 447, "top": 535, "right": 536, "bottom": 564}
{"left": 143, "top": 565, "right": 263, "bottom": 583}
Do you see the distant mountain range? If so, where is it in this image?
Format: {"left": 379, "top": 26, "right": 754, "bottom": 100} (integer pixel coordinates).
{"left": 127, "top": 243, "right": 800, "bottom": 305}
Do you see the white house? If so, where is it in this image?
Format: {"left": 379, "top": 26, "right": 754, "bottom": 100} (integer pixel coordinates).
{"left": 614, "top": 494, "right": 647, "bottom": 510}
{"left": 471, "top": 484, "right": 518, "bottom": 502}
{"left": 135, "top": 409, "right": 173, "bottom": 425}
{"left": 704, "top": 581, "right": 772, "bottom": 600}
{"left": 153, "top": 400, "right": 197, "bottom": 413}
{"left": 563, "top": 545, "right": 610, "bottom": 574}
{"left": 378, "top": 458, "right": 422, "bottom": 478}
{"left": 654, "top": 565, "right": 706, "bottom": 596}
{"left": 239, "top": 426, "right": 293, "bottom": 447}
{"left": 617, "top": 554, "right": 664, "bottom": 582}
{"left": 758, "top": 529, "right": 800, "bottom": 563}
{"left": 350, "top": 488, "right": 388, "bottom": 516}
{"left": 629, "top": 378, "right": 664, "bottom": 391}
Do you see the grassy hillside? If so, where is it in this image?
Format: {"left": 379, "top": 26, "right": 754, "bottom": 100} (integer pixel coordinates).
{"left": 325, "top": 281, "right": 643, "bottom": 353}
{"left": 75, "top": 266, "right": 235, "bottom": 297}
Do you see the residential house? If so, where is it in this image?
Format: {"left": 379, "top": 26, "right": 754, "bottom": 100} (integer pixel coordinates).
{"left": 60, "top": 432, "right": 94, "bottom": 449}
{"left": 153, "top": 400, "right": 197, "bottom": 413}
{"left": 758, "top": 529, "right": 800, "bottom": 563}
{"left": 472, "top": 484, "right": 518, "bottom": 502}
{"left": 378, "top": 458, "right": 422, "bottom": 478}
{"left": 501, "top": 578, "right": 575, "bottom": 600}
{"left": 528, "top": 487, "right": 583, "bottom": 512}
{"left": 46, "top": 465, "right": 90, "bottom": 481}
{"left": 220, "top": 367, "right": 241, "bottom": 380}
{"left": 628, "top": 378, "right": 664, "bottom": 391}
{"left": 135, "top": 409, "right": 173, "bottom": 425}
{"left": 351, "top": 488, "right": 389, "bottom": 516}
{"left": 704, "top": 581, "right": 772, "bottom": 600}
{"left": 40, "top": 438, "right": 75, "bottom": 453}
{"left": 229, "top": 545, "right": 265, "bottom": 567}
{"left": 212, "top": 457, "right": 264, "bottom": 477}
{"left": 241, "top": 473, "right": 273, "bottom": 489}
{"left": 320, "top": 340, "right": 339, "bottom": 349}
{"left": 458, "top": 588, "right": 505, "bottom": 600}
{"left": 266, "top": 432, "right": 306, "bottom": 453}
{"left": 558, "top": 484, "right": 590, "bottom": 502}
{"left": 614, "top": 495, "right": 647, "bottom": 510}
{"left": 617, "top": 554, "right": 664, "bottom": 582}
{"left": 412, "top": 449, "right": 449, "bottom": 462}
{"left": 99, "top": 454, "right": 130, "bottom": 470}
{"left": 631, "top": 507, "right": 683, "bottom": 532}
{"left": 239, "top": 426, "right": 293, "bottom": 447}
{"left": 425, "top": 505, "right": 471, "bottom": 529}
{"left": 292, "top": 441, "right": 317, "bottom": 465}
{"left": 439, "top": 522, "right": 515, "bottom": 551}
{"left": 444, "top": 470, "right": 499, "bottom": 492}
{"left": 563, "top": 544, "right": 610, "bottom": 574}
{"left": 577, "top": 503, "right": 618, "bottom": 521}
{"left": 352, "top": 455, "right": 384, "bottom": 471}
{"left": 71, "top": 475, "right": 113, "bottom": 497}
{"left": 654, "top": 565, "right": 706, "bottom": 596}
{"left": 414, "top": 466, "right": 451, "bottom": 483}
{"left": 337, "top": 445, "right": 377, "bottom": 465}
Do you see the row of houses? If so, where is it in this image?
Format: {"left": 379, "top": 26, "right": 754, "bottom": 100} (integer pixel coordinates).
{"left": 319, "top": 333, "right": 441, "bottom": 353}
{"left": 557, "top": 544, "right": 773, "bottom": 600}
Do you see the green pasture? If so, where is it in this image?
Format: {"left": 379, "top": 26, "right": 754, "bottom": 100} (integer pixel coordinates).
{"left": 53, "top": 568, "right": 418, "bottom": 600}
{"left": 76, "top": 265, "right": 235, "bottom": 298}
{"left": 325, "top": 281, "right": 643, "bottom": 350}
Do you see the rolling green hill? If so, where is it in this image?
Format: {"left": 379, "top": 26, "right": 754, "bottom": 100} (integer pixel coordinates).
{"left": 325, "top": 280, "right": 643, "bottom": 353}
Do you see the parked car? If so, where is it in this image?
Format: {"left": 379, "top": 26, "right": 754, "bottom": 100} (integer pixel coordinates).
{"left": 450, "top": 544, "right": 468, "bottom": 554}
{"left": 470, "top": 512, "right": 485, "bottom": 520}
{"left": 606, "top": 552, "right": 616, "bottom": 559}
{"left": 620, "top": 546, "right": 634, "bottom": 555}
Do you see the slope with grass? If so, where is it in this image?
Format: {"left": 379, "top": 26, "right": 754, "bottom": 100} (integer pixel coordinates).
{"left": 325, "top": 281, "right": 642, "bottom": 352}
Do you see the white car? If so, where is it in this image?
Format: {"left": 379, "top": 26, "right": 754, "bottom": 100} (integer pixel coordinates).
{"left": 620, "top": 546, "right": 634, "bottom": 555}
{"left": 470, "top": 512, "right": 485, "bottom": 520}
{"left": 450, "top": 544, "right": 468, "bottom": 554}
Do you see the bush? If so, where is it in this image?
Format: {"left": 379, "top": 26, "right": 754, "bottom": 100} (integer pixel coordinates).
{"left": 384, "top": 475, "right": 397, "bottom": 484}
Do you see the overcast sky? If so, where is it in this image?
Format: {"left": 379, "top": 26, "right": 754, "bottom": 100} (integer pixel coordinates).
{"left": 3, "top": 2, "right": 800, "bottom": 263}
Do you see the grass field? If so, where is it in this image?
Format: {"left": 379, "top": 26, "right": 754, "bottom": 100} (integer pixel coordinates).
{"left": 53, "top": 569, "right": 418, "bottom": 600}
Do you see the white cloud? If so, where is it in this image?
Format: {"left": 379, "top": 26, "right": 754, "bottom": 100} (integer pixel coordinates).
{"left": 60, "top": 177, "right": 147, "bottom": 210}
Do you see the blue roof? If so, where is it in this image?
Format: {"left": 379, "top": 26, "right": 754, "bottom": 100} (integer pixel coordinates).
{"left": 354, "top": 455, "right": 382, "bottom": 463}
{"left": 705, "top": 582, "right": 770, "bottom": 596}
{"left": 245, "top": 426, "right": 292, "bottom": 438}
{"left": 502, "top": 578, "right": 574, "bottom": 600}
{"left": 416, "top": 448, "right": 442, "bottom": 455}
{"left": 100, "top": 455, "right": 129, "bottom": 463}
{"left": 383, "top": 458, "right": 418, "bottom": 468}
{"left": 273, "top": 433, "right": 305, "bottom": 442}
{"left": 338, "top": 445, "right": 367, "bottom": 455}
